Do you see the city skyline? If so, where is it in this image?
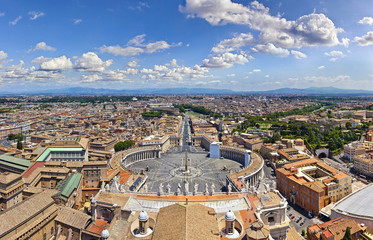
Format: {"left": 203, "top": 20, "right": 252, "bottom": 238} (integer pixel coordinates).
{"left": 1, "top": 0, "right": 373, "bottom": 92}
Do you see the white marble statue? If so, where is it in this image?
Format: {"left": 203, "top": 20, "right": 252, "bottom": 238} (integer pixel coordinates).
{"left": 204, "top": 183, "right": 209, "bottom": 195}
{"left": 211, "top": 183, "right": 215, "bottom": 195}
{"left": 158, "top": 183, "right": 164, "bottom": 195}
{"left": 193, "top": 183, "right": 198, "bottom": 195}
{"left": 227, "top": 183, "right": 232, "bottom": 193}
{"left": 166, "top": 183, "right": 171, "bottom": 194}
{"left": 184, "top": 181, "right": 189, "bottom": 195}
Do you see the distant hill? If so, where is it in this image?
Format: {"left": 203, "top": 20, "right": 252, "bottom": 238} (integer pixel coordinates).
{"left": 0, "top": 86, "right": 372, "bottom": 96}
{"left": 253, "top": 87, "right": 373, "bottom": 95}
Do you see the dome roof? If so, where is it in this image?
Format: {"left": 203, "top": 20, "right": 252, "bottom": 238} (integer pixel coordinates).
{"left": 225, "top": 210, "right": 236, "bottom": 221}
{"left": 101, "top": 229, "right": 110, "bottom": 238}
{"left": 139, "top": 210, "right": 149, "bottom": 221}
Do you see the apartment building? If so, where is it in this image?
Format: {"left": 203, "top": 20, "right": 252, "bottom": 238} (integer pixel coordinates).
{"left": 276, "top": 158, "right": 351, "bottom": 214}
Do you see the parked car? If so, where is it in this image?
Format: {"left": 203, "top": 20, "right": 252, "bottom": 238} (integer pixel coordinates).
{"left": 289, "top": 213, "right": 293, "bottom": 216}
{"left": 291, "top": 216, "right": 295, "bottom": 219}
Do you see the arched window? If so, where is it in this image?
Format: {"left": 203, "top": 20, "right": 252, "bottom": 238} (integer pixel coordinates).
{"left": 51, "top": 226, "right": 54, "bottom": 235}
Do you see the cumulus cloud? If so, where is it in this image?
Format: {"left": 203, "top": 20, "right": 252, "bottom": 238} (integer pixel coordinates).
{"left": 0, "top": 12, "right": 5, "bottom": 17}
{"left": 0, "top": 50, "right": 8, "bottom": 68}
{"left": 202, "top": 52, "right": 249, "bottom": 68}
{"left": 126, "top": 60, "right": 140, "bottom": 68}
{"left": 28, "top": 11, "right": 44, "bottom": 20}
{"left": 0, "top": 51, "right": 7, "bottom": 61}
{"left": 180, "top": 0, "right": 343, "bottom": 48}
{"left": 74, "top": 52, "right": 113, "bottom": 72}
{"left": 354, "top": 31, "right": 373, "bottom": 46}
{"left": 291, "top": 50, "right": 307, "bottom": 59}
{"left": 9, "top": 16, "right": 22, "bottom": 25}
{"left": 325, "top": 50, "right": 345, "bottom": 61}
{"left": 253, "top": 43, "right": 289, "bottom": 57}
{"left": 341, "top": 38, "right": 350, "bottom": 48}
{"left": 39, "top": 56, "right": 73, "bottom": 71}
{"left": 212, "top": 33, "right": 254, "bottom": 53}
{"left": 100, "top": 34, "right": 180, "bottom": 56}
{"left": 358, "top": 17, "right": 373, "bottom": 26}
{"left": 318, "top": 65, "right": 325, "bottom": 69}
{"left": 0, "top": 60, "right": 66, "bottom": 84}
{"left": 140, "top": 59, "right": 209, "bottom": 82}
{"left": 29, "top": 42, "right": 56, "bottom": 52}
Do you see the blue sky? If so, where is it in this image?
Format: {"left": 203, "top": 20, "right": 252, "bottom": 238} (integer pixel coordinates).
{"left": 1, "top": 0, "right": 373, "bottom": 92}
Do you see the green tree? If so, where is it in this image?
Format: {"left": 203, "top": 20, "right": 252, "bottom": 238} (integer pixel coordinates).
{"left": 301, "top": 229, "right": 306, "bottom": 237}
{"left": 346, "top": 121, "right": 352, "bottom": 129}
{"left": 114, "top": 140, "right": 134, "bottom": 152}
{"left": 16, "top": 140, "right": 22, "bottom": 150}
{"left": 342, "top": 227, "right": 352, "bottom": 240}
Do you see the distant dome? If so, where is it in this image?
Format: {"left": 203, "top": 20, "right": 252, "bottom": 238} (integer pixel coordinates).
{"left": 139, "top": 210, "right": 149, "bottom": 221}
{"left": 101, "top": 229, "right": 110, "bottom": 238}
{"left": 225, "top": 210, "right": 236, "bottom": 221}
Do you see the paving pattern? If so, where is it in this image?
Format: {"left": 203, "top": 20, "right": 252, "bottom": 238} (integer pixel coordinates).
{"left": 126, "top": 148, "right": 242, "bottom": 193}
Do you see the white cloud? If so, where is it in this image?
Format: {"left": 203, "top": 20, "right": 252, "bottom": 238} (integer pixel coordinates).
{"left": 9, "top": 16, "right": 22, "bottom": 25}
{"left": 128, "top": 1, "right": 150, "bottom": 11}
{"left": 253, "top": 69, "right": 261, "bottom": 72}
{"left": 140, "top": 62, "right": 209, "bottom": 82}
{"left": 318, "top": 65, "right": 325, "bottom": 69}
{"left": 30, "top": 42, "right": 56, "bottom": 52}
{"left": 0, "top": 12, "right": 5, "bottom": 17}
{"left": 73, "top": 19, "right": 82, "bottom": 24}
{"left": 354, "top": 31, "right": 373, "bottom": 46}
{"left": 74, "top": 52, "right": 113, "bottom": 72}
{"left": 202, "top": 52, "right": 249, "bottom": 68}
{"left": 100, "top": 34, "right": 179, "bottom": 56}
{"left": 212, "top": 33, "right": 254, "bottom": 53}
{"left": 325, "top": 50, "right": 344, "bottom": 57}
{"left": 227, "top": 73, "right": 235, "bottom": 77}
{"left": 167, "top": 59, "right": 179, "bottom": 67}
{"left": 28, "top": 11, "right": 44, "bottom": 20}
{"left": 0, "top": 60, "right": 66, "bottom": 84}
{"left": 180, "top": 0, "right": 343, "bottom": 48}
{"left": 81, "top": 69, "right": 134, "bottom": 83}
{"left": 253, "top": 43, "right": 289, "bottom": 57}
{"left": 39, "top": 56, "right": 73, "bottom": 71}
{"left": 0, "top": 51, "right": 7, "bottom": 61}
{"left": 324, "top": 50, "right": 345, "bottom": 61}
{"left": 358, "top": 17, "right": 373, "bottom": 26}
{"left": 0, "top": 50, "right": 8, "bottom": 68}
{"left": 126, "top": 60, "right": 140, "bottom": 68}
{"left": 31, "top": 56, "right": 50, "bottom": 64}
{"left": 341, "top": 38, "right": 350, "bottom": 48}
{"left": 291, "top": 50, "right": 307, "bottom": 59}
{"left": 265, "top": 74, "right": 269, "bottom": 78}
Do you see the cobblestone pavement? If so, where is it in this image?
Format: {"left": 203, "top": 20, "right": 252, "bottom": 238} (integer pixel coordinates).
{"left": 126, "top": 149, "right": 242, "bottom": 193}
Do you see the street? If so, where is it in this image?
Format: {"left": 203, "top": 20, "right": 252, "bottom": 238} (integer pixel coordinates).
{"left": 287, "top": 203, "right": 324, "bottom": 234}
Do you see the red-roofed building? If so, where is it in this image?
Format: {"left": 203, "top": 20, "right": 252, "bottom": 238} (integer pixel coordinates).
{"left": 307, "top": 217, "right": 365, "bottom": 240}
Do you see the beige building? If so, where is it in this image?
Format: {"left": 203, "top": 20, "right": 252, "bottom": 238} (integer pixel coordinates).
{"left": 354, "top": 154, "right": 373, "bottom": 177}
{"left": 0, "top": 190, "right": 58, "bottom": 240}
{"left": 344, "top": 142, "right": 365, "bottom": 161}
{"left": 0, "top": 172, "right": 25, "bottom": 211}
